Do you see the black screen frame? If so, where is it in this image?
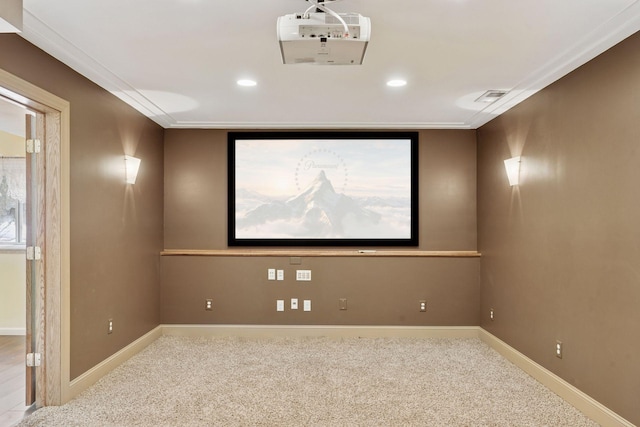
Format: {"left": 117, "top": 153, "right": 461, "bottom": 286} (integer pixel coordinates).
{"left": 227, "top": 131, "right": 419, "bottom": 247}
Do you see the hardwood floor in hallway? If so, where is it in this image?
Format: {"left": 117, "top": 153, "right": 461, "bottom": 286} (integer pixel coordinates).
{"left": 0, "top": 336, "right": 29, "bottom": 427}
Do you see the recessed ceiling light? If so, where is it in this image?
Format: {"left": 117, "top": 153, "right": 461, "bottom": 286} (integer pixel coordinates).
{"left": 386, "top": 79, "right": 407, "bottom": 87}
{"left": 237, "top": 79, "right": 257, "bottom": 87}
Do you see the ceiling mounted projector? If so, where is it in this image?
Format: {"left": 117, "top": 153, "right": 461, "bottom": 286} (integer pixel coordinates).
{"left": 277, "top": 0, "right": 371, "bottom": 65}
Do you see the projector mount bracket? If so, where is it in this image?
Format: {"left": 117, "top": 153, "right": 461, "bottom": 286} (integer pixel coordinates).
{"left": 303, "top": 0, "right": 350, "bottom": 38}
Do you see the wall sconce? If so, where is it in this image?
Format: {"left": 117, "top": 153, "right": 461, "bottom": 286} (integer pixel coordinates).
{"left": 503, "top": 156, "right": 521, "bottom": 186}
{"left": 124, "top": 155, "right": 141, "bottom": 184}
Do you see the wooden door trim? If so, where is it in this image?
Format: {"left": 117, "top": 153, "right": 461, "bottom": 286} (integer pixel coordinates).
{"left": 0, "top": 67, "right": 70, "bottom": 406}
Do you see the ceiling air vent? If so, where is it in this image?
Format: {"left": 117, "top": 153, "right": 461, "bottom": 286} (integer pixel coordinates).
{"left": 475, "top": 90, "right": 509, "bottom": 103}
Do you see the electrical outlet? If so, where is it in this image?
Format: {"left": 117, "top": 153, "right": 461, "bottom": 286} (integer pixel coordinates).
{"left": 205, "top": 299, "right": 213, "bottom": 311}
{"left": 108, "top": 319, "right": 113, "bottom": 334}
{"left": 419, "top": 300, "right": 427, "bottom": 312}
{"left": 303, "top": 300, "right": 312, "bottom": 311}
{"left": 268, "top": 269, "right": 276, "bottom": 281}
{"left": 276, "top": 300, "right": 285, "bottom": 312}
{"left": 490, "top": 308, "right": 495, "bottom": 321}
{"left": 556, "top": 341, "right": 563, "bottom": 359}
{"left": 339, "top": 298, "right": 348, "bottom": 310}
{"left": 277, "top": 270, "right": 284, "bottom": 281}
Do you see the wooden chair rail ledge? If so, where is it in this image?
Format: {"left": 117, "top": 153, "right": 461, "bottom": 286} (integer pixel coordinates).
{"left": 160, "top": 249, "right": 481, "bottom": 257}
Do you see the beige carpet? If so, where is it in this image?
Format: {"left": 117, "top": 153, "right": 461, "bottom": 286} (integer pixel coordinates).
{"left": 18, "top": 336, "right": 598, "bottom": 426}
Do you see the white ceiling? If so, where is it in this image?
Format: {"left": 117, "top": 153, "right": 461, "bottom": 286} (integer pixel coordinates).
{"left": 14, "top": 0, "right": 640, "bottom": 130}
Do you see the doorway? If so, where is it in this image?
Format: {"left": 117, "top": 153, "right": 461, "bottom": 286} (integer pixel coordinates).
{"left": 0, "top": 95, "right": 31, "bottom": 425}
{"left": 0, "top": 67, "right": 70, "bottom": 411}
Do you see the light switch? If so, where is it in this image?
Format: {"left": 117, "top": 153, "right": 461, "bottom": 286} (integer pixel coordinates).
{"left": 291, "top": 298, "right": 298, "bottom": 310}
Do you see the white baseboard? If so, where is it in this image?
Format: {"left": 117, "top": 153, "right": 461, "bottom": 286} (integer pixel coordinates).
{"left": 160, "top": 324, "right": 481, "bottom": 339}
{"left": 0, "top": 328, "right": 26, "bottom": 335}
{"left": 478, "top": 329, "right": 634, "bottom": 427}
{"left": 68, "top": 326, "right": 162, "bottom": 401}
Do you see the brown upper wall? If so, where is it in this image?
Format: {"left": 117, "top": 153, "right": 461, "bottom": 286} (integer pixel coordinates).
{"left": 0, "top": 34, "right": 165, "bottom": 379}
{"left": 477, "top": 31, "right": 640, "bottom": 425}
{"left": 162, "top": 129, "right": 480, "bottom": 326}
{"left": 164, "top": 129, "right": 477, "bottom": 251}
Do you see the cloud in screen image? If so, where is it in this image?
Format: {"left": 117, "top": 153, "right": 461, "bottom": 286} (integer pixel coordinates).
{"left": 234, "top": 139, "right": 412, "bottom": 239}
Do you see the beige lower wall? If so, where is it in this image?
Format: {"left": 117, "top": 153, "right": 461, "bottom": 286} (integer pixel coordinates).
{"left": 0, "top": 251, "right": 25, "bottom": 333}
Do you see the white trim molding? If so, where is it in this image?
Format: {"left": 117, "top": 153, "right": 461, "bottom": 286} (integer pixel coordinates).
{"left": 0, "top": 328, "right": 26, "bottom": 335}
{"left": 161, "top": 324, "right": 480, "bottom": 339}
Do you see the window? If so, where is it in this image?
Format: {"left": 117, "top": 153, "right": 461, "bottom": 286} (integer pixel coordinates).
{"left": 0, "top": 156, "right": 26, "bottom": 246}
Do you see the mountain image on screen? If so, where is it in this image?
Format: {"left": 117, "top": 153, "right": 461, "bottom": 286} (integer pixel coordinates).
{"left": 236, "top": 170, "right": 390, "bottom": 238}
